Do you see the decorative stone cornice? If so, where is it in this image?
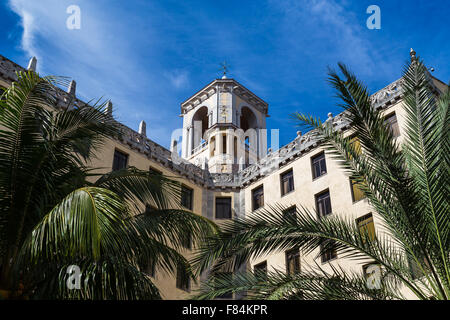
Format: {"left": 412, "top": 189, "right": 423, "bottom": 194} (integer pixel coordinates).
{"left": 181, "top": 78, "right": 268, "bottom": 116}
{"left": 0, "top": 54, "right": 417, "bottom": 191}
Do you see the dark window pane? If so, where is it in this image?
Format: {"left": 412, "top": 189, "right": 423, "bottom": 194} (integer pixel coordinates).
{"left": 384, "top": 113, "right": 400, "bottom": 137}
{"left": 281, "top": 169, "right": 294, "bottom": 195}
{"left": 181, "top": 185, "right": 193, "bottom": 210}
{"left": 254, "top": 261, "right": 267, "bottom": 280}
{"left": 316, "top": 190, "right": 332, "bottom": 218}
{"left": 286, "top": 248, "right": 301, "bottom": 275}
{"left": 182, "top": 233, "right": 192, "bottom": 249}
{"left": 112, "top": 150, "right": 128, "bottom": 171}
{"left": 215, "top": 272, "right": 233, "bottom": 299}
{"left": 176, "top": 265, "right": 190, "bottom": 292}
{"left": 215, "top": 197, "right": 232, "bottom": 219}
{"left": 311, "top": 153, "right": 327, "bottom": 179}
{"left": 283, "top": 206, "right": 297, "bottom": 220}
{"left": 321, "top": 240, "right": 337, "bottom": 263}
{"left": 252, "top": 185, "right": 264, "bottom": 210}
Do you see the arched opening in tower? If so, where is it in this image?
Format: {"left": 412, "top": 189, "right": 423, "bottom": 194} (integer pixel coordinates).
{"left": 192, "top": 106, "right": 209, "bottom": 152}
{"left": 240, "top": 106, "right": 257, "bottom": 132}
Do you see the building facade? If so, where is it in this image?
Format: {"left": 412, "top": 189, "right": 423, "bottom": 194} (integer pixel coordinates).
{"left": 0, "top": 52, "right": 447, "bottom": 299}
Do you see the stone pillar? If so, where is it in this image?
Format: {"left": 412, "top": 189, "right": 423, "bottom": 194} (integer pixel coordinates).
{"left": 227, "top": 129, "right": 234, "bottom": 158}
{"left": 193, "top": 120, "right": 202, "bottom": 150}
{"left": 187, "top": 125, "right": 193, "bottom": 157}
{"left": 216, "top": 130, "right": 223, "bottom": 156}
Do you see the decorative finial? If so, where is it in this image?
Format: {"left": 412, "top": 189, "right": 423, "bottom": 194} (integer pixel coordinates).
{"left": 105, "top": 100, "right": 113, "bottom": 116}
{"left": 410, "top": 48, "right": 416, "bottom": 62}
{"left": 27, "top": 56, "right": 37, "bottom": 71}
{"left": 296, "top": 131, "right": 302, "bottom": 137}
{"left": 327, "top": 112, "right": 333, "bottom": 119}
{"left": 139, "top": 120, "right": 147, "bottom": 137}
{"left": 219, "top": 61, "right": 230, "bottom": 79}
{"left": 67, "top": 80, "right": 76, "bottom": 96}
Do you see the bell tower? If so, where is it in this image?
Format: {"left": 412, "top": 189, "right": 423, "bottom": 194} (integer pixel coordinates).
{"left": 180, "top": 75, "right": 269, "bottom": 173}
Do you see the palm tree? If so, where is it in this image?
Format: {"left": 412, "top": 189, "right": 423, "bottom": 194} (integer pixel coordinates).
{"left": 192, "top": 57, "right": 449, "bottom": 300}
{"left": 0, "top": 71, "right": 216, "bottom": 299}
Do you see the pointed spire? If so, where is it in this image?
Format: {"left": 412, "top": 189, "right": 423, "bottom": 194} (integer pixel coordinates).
{"left": 27, "top": 56, "right": 37, "bottom": 71}
{"left": 67, "top": 80, "right": 76, "bottom": 96}
{"left": 410, "top": 48, "right": 416, "bottom": 62}
{"left": 139, "top": 120, "right": 147, "bottom": 137}
{"left": 105, "top": 100, "right": 113, "bottom": 116}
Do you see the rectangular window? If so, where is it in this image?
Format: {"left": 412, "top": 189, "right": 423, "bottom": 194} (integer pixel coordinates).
{"left": 222, "top": 134, "right": 227, "bottom": 154}
{"left": 350, "top": 179, "right": 366, "bottom": 202}
{"left": 315, "top": 190, "right": 332, "bottom": 218}
{"left": 215, "top": 197, "right": 232, "bottom": 219}
{"left": 321, "top": 240, "right": 337, "bottom": 263}
{"left": 408, "top": 255, "right": 431, "bottom": 280}
{"left": 181, "top": 185, "right": 193, "bottom": 210}
{"left": 182, "top": 233, "right": 192, "bottom": 250}
{"left": 176, "top": 265, "right": 190, "bottom": 292}
{"left": 285, "top": 248, "right": 301, "bottom": 275}
{"left": 282, "top": 205, "right": 297, "bottom": 220}
{"left": 149, "top": 166, "right": 162, "bottom": 176}
{"left": 384, "top": 113, "right": 400, "bottom": 137}
{"left": 356, "top": 213, "right": 376, "bottom": 243}
{"left": 311, "top": 152, "right": 327, "bottom": 179}
{"left": 280, "top": 169, "right": 295, "bottom": 196}
{"left": 140, "top": 258, "right": 155, "bottom": 278}
{"left": 253, "top": 261, "right": 267, "bottom": 279}
{"left": 252, "top": 185, "right": 264, "bottom": 211}
{"left": 348, "top": 135, "right": 361, "bottom": 159}
{"left": 112, "top": 149, "right": 128, "bottom": 171}
{"left": 215, "top": 272, "right": 233, "bottom": 299}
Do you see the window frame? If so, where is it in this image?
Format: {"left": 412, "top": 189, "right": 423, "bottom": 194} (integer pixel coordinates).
{"left": 350, "top": 178, "right": 366, "bottom": 203}
{"left": 176, "top": 265, "right": 191, "bottom": 292}
{"left": 356, "top": 213, "right": 376, "bottom": 243}
{"left": 112, "top": 149, "right": 129, "bottom": 171}
{"left": 215, "top": 197, "right": 232, "bottom": 219}
{"left": 285, "top": 248, "right": 301, "bottom": 275}
{"left": 253, "top": 261, "right": 268, "bottom": 279}
{"left": 180, "top": 185, "right": 193, "bottom": 210}
{"left": 384, "top": 112, "right": 400, "bottom": 138}
{"left": 311, "top": 152, "right": 327, "bottom": 180}
{"left": 280, "top": 168, "right": 295, "bottom": 196}
{"left": 315, "top": 189, "right": 332, "bottom": 218}
{"left": 320, "top": 240, "right": 337, "bottom": 263}
{"left": 214, "top": 272, "right": 233, "bottom": 299}
{"left": 252, "top": 185, "right": 264, "bottom": 211}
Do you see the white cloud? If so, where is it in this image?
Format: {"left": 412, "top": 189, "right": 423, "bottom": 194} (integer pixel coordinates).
{"left": 8, "top": 1, "right": 39, "bottom": 63}
{"left": 165, "top": 70, "right": 189, "bottom": 89}
{"left": 6, "top": 0, "right": 179, "bottom": 147}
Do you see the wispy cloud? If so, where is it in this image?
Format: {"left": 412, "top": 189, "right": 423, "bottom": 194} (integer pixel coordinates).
{"left": 165, "top": 70, "right": 189, "bottom": 89}
{"left": 6, "top": 0, "right": 180, "bottom": 146}
{"left": 8, "top": 2, "right": 37, "bottom": 62}
{"left": 4, "top": 0, "right": 447, "bottom": 149}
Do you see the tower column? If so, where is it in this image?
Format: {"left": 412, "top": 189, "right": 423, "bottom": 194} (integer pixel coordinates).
{"left": 187, "top": 125, "right": 193, "bottom": 157}
{"left": 216, "top": 130, "right": 223, "bottom": 156}
{"left": 227, "top": 129, "right": 234, "bottom": 159}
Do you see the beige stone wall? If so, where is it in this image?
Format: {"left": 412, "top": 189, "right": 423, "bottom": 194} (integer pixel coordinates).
{"left": 85, "top": 137, "right": 206, "bottom": 299}
{"left": 244, "top": 100, "right": 420, "bottom": 298}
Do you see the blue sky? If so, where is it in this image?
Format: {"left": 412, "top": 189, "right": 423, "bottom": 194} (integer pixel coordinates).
{"left": 1, "top": 0, "right": 449, "bottom": 149}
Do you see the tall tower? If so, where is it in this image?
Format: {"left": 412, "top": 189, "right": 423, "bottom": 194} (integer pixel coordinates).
{"left": 180, "top": 75, "right": 269, "bottom": 173}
